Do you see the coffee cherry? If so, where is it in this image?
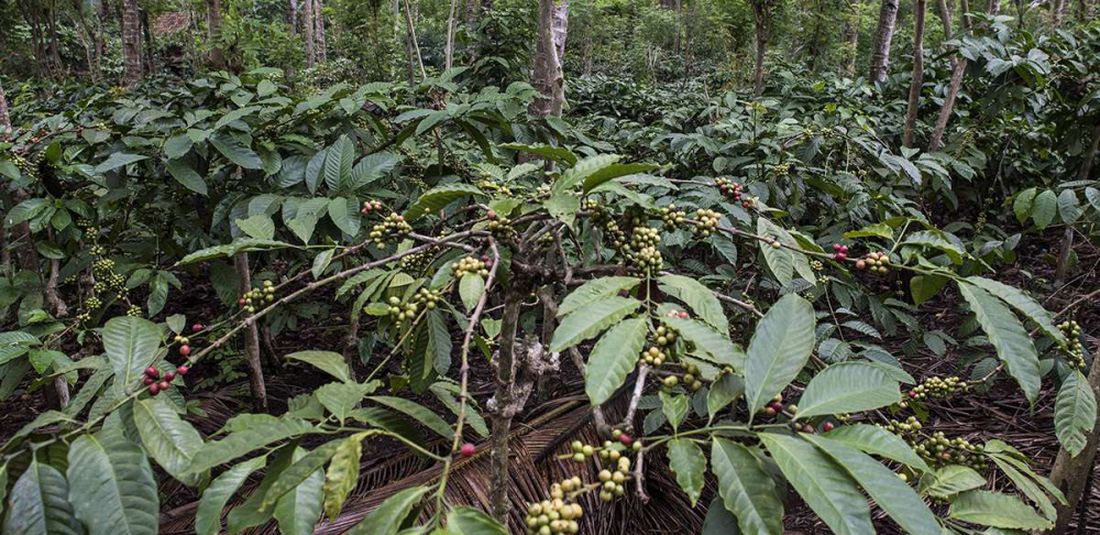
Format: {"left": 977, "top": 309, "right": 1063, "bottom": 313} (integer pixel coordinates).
{"left": 163, "top": 371, "right": 176, "bottom": 382}
{"left": 823, "top": 422, "right": 835, "bottom": 432}
{"left": 145, "top": 367, "right": 160, "bottom": 378}
{"left": 178, "top": 345, "right": 191, "bottom": 356}
{"left": 764, "top": 406, "right": 777, "bottom": 417}
{"left": 143, "top": 376, "right": 155, "bottom": 386}
{"left": 618, "top": 433, "right": 633, "bottom": 446}
{"left": 176, "top": 365, "right": 189, "bottom": 375}
{"left": 158, "top": 380, "right": 170, "bottom": 391}
{"left": 191, "top": 323, "right": 204, "bottom": 333}
{"left": 148, "top": 383, "right": 160, "bottom": 395}
{"left": 460, "top": 443, "right": 477, "bottom": 457}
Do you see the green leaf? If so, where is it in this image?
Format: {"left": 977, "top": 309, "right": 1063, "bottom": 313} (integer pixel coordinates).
{"left": 426, "top": 311, "right": 452, "bottom": 375}
{"left": 581, "top": 162, "right": 660, "bottom": 193}
{"left": 133, "top": 397, "right": 205, "bottom": 486}
{"left": 659, "top": 314, "right": 744, "bottom": 369}
{"left": 235, "top": 214, "right": 276, "bottom": 241}
{"left": 261, "top": 444, "right": 336, "bottom": 518}
{"left": 95, "top": 153, "right": 148, "bottom": 173}
{"left": 286, "top": 350, "right": 351, "bottom": 383}
{"left": 225, "top": 444, "right": 296, "bottom": 533}
{"left": 710, "top": 439, "right": 783, "bottom": 535}
{"left": 553, "top": 154, "right": 622, "bottom": 193}
{"left": 312, "top": 249, "right": 335, "bottom": 279}
{"left": 1014, "top": 188, "right": 1037, "bottom": 223}
{"left": 660, "top": 390, "right": 690, "bottom": 430}
{"left": 909, "top": 275, "right": 949, "bottom": 305}
{"left": 177, "top": 238, "right": 294, "bottom": 265}
{"left": 585, "top": 317, "right": 647, "bottom": 405}
{"left": 549, "top": 296, "right": 641, "bottom": 353}
{"left": 188, "top": 418, "right": 315, "bottom": 473}
{"left": 210, "top": 132, "right": 262, "bottom": 169}
{"left": 404, "top": 184, "right": 484, "bottom": 222}
{"left": 458, "top": 273, "right": 485, "bottom": 313}
{"left": 745, "top": 294, "right": 815, "bottom": 416}
{"left": 804, "top": 434, "right": 940, "bottom": 535}
{"left": 1054, "top": 371, "right": 1096, "bottom": 457}
{"left": 919, "top": 465, "right": 986, "bottom": 498}
{"left": 273, "top": 448, "right": 325, "bottom": 535}
{"left": 67, "top": 418, "right": 159, "bottom": 535}
{"left": 499, "top": 143, "right": 577, "bottom": 166}
{"left": 369, "top": 396, "right": 454, "bottom": 440}
{"left": 102, "top": 316, "right": 162, "bottom": 394}
{"left": 757, "top": 220, "right": 793, "bottom": 285}
{"left": 317, "top": 381, "right": 376, "bottom": 424}
{"left": 543, "top": 192, "right": 581, "bottom": 228}
{"left": 1058, "top": 189, "right": 1082, "bottom": 223}
{"left": 823, "top": 424, "right": 930, "bottom": 472}
{"left": 948, "top": 491, "right": 1053, "bottom": 530}
{"left": 349, "top": 152, "right": 401, "bottom": 189}
{"left": 163, "top": 134, "right": 193, "bottom": 159}
{"left": 195, "top": 456, "right": 266, "bottom": 535}
{"left": 987, "top": 455, "right": 1057, "bottom": 520}
{"left": 667, "top": 438, "right": 707, "bottom": 507}
{"left": 166, "top": 159, "right": 207, "bottom": 195}
{"left": 957, "top": 282, "right": 1041, "bottom": 404}
{"left": 1031, "top": 189, "right": 1057, "bottom": 229}
{"left": 445, "top": 506, "right": 509, "bottom": 535}
{"left": 796, "top": 362, "right": 900, "bottom": 419}
{"left": 759, "top": 433, "right": 873, "bottom": 535}
{"left": 328, "top": 197, "right": 361, "bottom": 236}
{"left": 344, "top": 486, "right": 428, "bottom": 535}
{"left": 558, "top": 277, "right": 640, "bottom": 317}
{"left": 324, "top": 136, "right": 355, "bottom": 191}
{"left": 658, "top": 274, "right": 728, "bottom": 332}
{"left": 707, "top": 374, "right": 744, "bottom": 422}
{"left": 323, "top": 433, "right": 366, "bottom": 520}
{"left": 964, "top": 276, "right": 1066, "bottom": 345}
{"left": 900, "top": 231, "right": 966, "bottom": 264}
{"left": 2, "top": 461, "right": 80, "bottom": 535}
{"left": 843, "top": 222, "right": 895, "bottom": 240}
{"left": 700, "top": 497, "right": 740, "bottom": 535}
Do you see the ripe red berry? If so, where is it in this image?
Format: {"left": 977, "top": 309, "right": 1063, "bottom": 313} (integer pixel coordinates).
{"left": 618, "top": 433, "right": 633, "bottom": 446}
{"left": 158, "top": 381, "right": 170, "bottom": 391}
{"left": 191, "top": 323, "right": 204, "bottom": 333}
{"left": 764, "top": 407, "right": 777, "bottom": 417}
{"left": 145, "top": 367, "right": 159, "bottom": 378}
{"left": 179, "top": 345, "right": 191, "bottom": 356}
{"left": 823, "top": 422, "right": 835, "bottom": 432}
{"left": 176, "top": 365, "right": 190, "bottom": 375}
{"left": 833, "top": 243, "right": 842, "bottom": 252}
{"left": 909, "top": 390, "right": 918, "bottom": 398}
{"left": 149, "top": 383, "right": 160, "bottom": 395}
{"left": 460, "top": 443, "right": 477, "bottom": 457}
{"left": 486, "top": 210, "right": 497, "bottom": 219}
{"left": 678, "top": 311, "right": 689, "bottom": 319}
{"left": 835, "top": 252, "right": 847, "bottom": 261}
{"left": 802, "top": 424, "right": 815, "bottom": 434}
{"left": 855, "top": 260, "right": 867, "bottom": 270}
{"left": 163, "top": 371, "right": 176, "bottom": 382}
{"left": 143, "top": 376, "right": 155, "bottom": 386}
{"left": 238, "top": 298, "right": 247, "bottom": 306}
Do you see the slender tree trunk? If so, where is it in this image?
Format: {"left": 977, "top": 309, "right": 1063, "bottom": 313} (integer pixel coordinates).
{"left": 140, "top": 8, "right": 154, "bottom": 75}
{"left": 303, "top": 0, "right": 315, "bottom": 66}
{"left": 1077, "top": 122, "right": 1100, "bottom": 181}
{"left": 1042, "top": 346, "right": 1100, "bottom": 535}
{"left": 402, "top": 0, "right": 426, "bottom": 86}
{"left": 121, "top": 0, "right": 143, "bottom": 85}
{"left": 234, "top": 252, "right": 268, "bottom": 412}
{"left": 903, "top": 0, "right": 927, "bottom": 147}
{"left": 0, "top": 82, "right": 11, "bottom": 141}
{"left": 529, "top": 0, "right": 568, "bottom": 118}
{"left": 985, "top": 0, "right": 1000, "bottom": 16}
{"left": 206, "top": 0, "right": 224, "bottom": 68}
{"left": 1052, "top": 0, "right": 1066, "bottom": 25}
{"left": 314, "top": 0, "right": 327, "bottom": 63}
{"left": 869, "top": 0, "right": 900, "bottom": 83}
{"left": 928, "top": 56, "right": 966, "bottom": 151}
{"left": 1078, "top": 0, "right": 1089, "bottom": 22}
{"left": 445, "top": 0, "right": 458, "bottom": 69}
{"left": 842, "top": 16, "right": 859, "bottom": 76}
{"left": 750, "top": 0, "right": 771, "bottom": 95}
{"left": 289, "top": 0, "right": 298, "bottom": 33}
{"left": 935, "top": 0, "right": 953, "bottom": 39}
{"left": 960, "top": 0, "right": 973, "bottom": 30}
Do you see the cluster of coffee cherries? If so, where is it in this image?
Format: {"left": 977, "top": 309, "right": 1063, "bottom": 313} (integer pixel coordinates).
{"left": 359, "top": 199, "right": 384, "bottom": 216}
{"left": 623, "top": 226, "right": 663, "bottom": 272}
{"left": 658, "top": 204, "right": 686, "bottom": 230}
{"left": 451, "top": 256, "right": 491, "bottom": 278}
{"left": 143, "top": 364, "right": 188, "bottom": 396}
{"left": 383, "top": 296, "right": 419, "bottom": 323}
{"left": 691, "top": 209, "right": 721, "bottom": 237}
{"left": 760, "top": 393, "right": 791, "bottom": 418}
{"left": 173, "top": 332, "right": 196, "bottom": 358}
{"left": 485, "top": 210, "right": 514, "bottom": 237}
{"left": 477, "top": 178, "right": 513, "bottom": 196}
{"left": 639, "top": 325, "right": 678, "bottom": 367}
{"left": 881, "top": 415, "right": 923, "bottom": 434}
{"left": 902, "top": 376, "right": 967, "bottom": 405}
{"left": 238, "top": 280, "right": 276, "bottom": 313}
{"left": 413, "top": 288, "right": 443, "bottom": 310}
{"left": 1059, "top": 320, "right": 1085, "bottom": 369}
{"left": 126, "top": 305, "right": 143, "bottom": 317}
{"left": 855, "top": 251, "right": 890, "bottom": 273}
{"left": 524, "top": 478, "right": 585, "bottom": 535}
{"left": 369, "top": 213, "right": 413, "bottom": 247}
{"left": 662, "top": 362, "right": 703, "bottom": 392}
{"left": 831, "top": 243, "right": 850, "bottom": 261}
{"left": 714, "top": 178, "right": 754, "bottom": 209}
{"left": 398, "top": 252, "right": 428, "bottom": 272}
{"left": 914, "top": 431, "right": 985, "bottom": 470}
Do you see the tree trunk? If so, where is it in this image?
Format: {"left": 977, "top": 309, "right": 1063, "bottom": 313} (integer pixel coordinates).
{"left": 842, "top": 15, "right": 859, "bottom": 76}
{"left": 0, "top": 81, "right": 11, "bottom": 141}
{"left": 1052, "top": 0, "right": 1066, "bottom": 26}
{"left": 935, "top": 0, "right": 953, "bottom": 39}
{"left": 869, "top": 0, "right": 900, "bottom": 83}
{"left": 289, "top": 0, "right": 298, "bottom": 33}
{"left": 985, "top": 0, "right": 1000, "bottom": 16}
{"left": 903, "top": 0, "right": 927, "bottom": 147}
{"left": 1077, "top": 122, "right": 1100, "bottom": 181}
{"left": 206, "top": 0, "right": 224, "bottom": 68}
{"left": 303, "top": 0, "right": 315, "bottom": 66}
{"left": 402, "top": 0, "right": 426, "bottom": 86}
{"left": 121, "top": 0, "right": 143, "bottom": 85}
{"left": 1078, "top": 0, "right": 1090, "bottom": 22}
{"left": 751, "top": 0, "right": 771, "bottom": 95}
{"left": 529, "top": 0, "right": 568, "bottom": 118}
{"left": 314, "top": 0, "right": 327, "bottom": 63}
{"left": 927, "top": 56, "right": 966, "bottom": 151}
{"left": 234, "top": 252, "right": 268, "bottom": 412}
{"left": 960, "top": 0, "right": 973, "bottom": 30}
{"left": 489, "top": 291, "right": 523, "bottom": 520}
{"left": 445, "top": 0, "right": 458, "bottom": 69}
{"left": 1042, "top": 348, "right": 1100, "bottom": 535}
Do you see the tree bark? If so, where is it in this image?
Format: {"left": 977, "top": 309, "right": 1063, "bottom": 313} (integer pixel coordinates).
{"left": 206, "top": 0, "right": 224, "bottom": 68}
{"left": 489, "top": 289, "right": 523, "bottom": 520}
{"left": 903, "top": 0, "right": 927, "bottom": 147}
{"left": 289, "top": 0, "right": 298, "bottom": 33}
{"left": 314, "top": 0, "right": 327, "bottom": 63}
{"left": 303, "top": 0, "right": 315, "bottom": 66}
{"left": 0, "top": 81, "right": 11, "bottom": 141}
{"left": 402, "top": 0, "right": 426, "bottom": 86}
{"left": 1077, "top": 122, "right": 1100, "bottom": 181}
{"left": 842, "top": 12, "right": 859, "bottom": 76}
{"left": 529, "top": 0, "right": 568, "bottom": 117}
{"left": 445, "top": 0, "right": 458, "bottom": 69}
{"left": 1043, "top": 348, "right": 1100, "bottom": 535}
{"left": 927, "top": 55, "right": 966, "bottom": 151}
{"left": 985, "top": 0, "right": 1000, "bottom": 16}
{"left": 935, "top": 0, "right": 953, "bottom": 39}
{"left": 1052, "top": 0, "right": 1066, "bottom": 26}
{"left": 121, "top": 0, "right": 143, "bottom": 85}
{"left": 751, "top": 0, "right": 772, "bottom": 95}
{"left": 234, "top": 252, "right": 268, "bottom": 412}
{"left": 869, "top": 0, "right": 900, "bottom": 83}
{"left": 1078, "top": 0, "right": 1090, "bottom": 22}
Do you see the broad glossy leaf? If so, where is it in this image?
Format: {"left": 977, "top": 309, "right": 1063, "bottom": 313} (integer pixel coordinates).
{"left": 369, "top": 396, "right": 454, "bottom": 440}
{"left": 210, "top": 132, "right": 262, "bottom": 169}
{"left": 317, "top": 382, "right": 376, "bottom": 424}
{"left": 67, "top": 418, "right": 158, "bottom": 535}
{"left": 823, "top": 424, "right": 929, "bottom": 472}
{"left": 273, "top": 448, "right": 325, "bottom": 535}
{"left": 1030, "top": 189, "right": 1057, "bottom": 229}
{"left": 549, "top": 297, "right": 641, "bottom": 353}
{"left": 658, "top": 274, "right": 728, "bottom": 332}
{"left": 404, "top": 184, "right": 484, "bottom": 221}
{"left": 259, "top": 442, "right": 341, "bottom": 512}
{"left": 445, "top": 506, "right": 508, "bottom": 535}
{"left": 667, "top": 438, "right": 706, "bottom": 507}
{"left": 660, "top": 314, "right": 744, "bottom": 369}
{"left": 102, "top": 316, "right": 161, "bottom": 394}
{"left": 745, "top": 294, "right": 815, "bottom": 415}
{"left": 458, "top": 273, "right": 485, "bottom": 312}
{"left": 1054, "top": 370, "right": 1096, "bottom": 457}
{"left": 964, "top": 276, "right": 1065, "bottom": 345}
{"left": 558, "top": 277, "right": 640, "bottom": 317}
{"left": 710, "top": 439, "right": 783, "bottom": 535}
{"left": 957, "top": 283, "right": 1041, "bottom": 403}
{"left": 585, "top": 317, "right": 647, "bottom": 405}
{"left": 188, "top": 418, "right": 314, "bottom": 473}
{"left": 133, "top": 397, "right": 205, "bottom": 486}
{"left": 948, "top": 490, "right": 1052, "bottom": 530}
{"left": 796, "top": 362, "right": 900, "bottom": 419}
{"left": 286, "top": 350, "right": 351, "bottom": 383}
{"left": 919, "top": 465, "right": 986, "bottom": 498}
{"left": 345, "top": 486, "right": 428, "bottom": 535}
{"left": 195, "top": 456, "right": 266, "bottom": 535}
{"left": 3, "top": 461, "right": 80, "bottom": 535}
{"left": 324, "top": 433, "right": 366, "bottom": 520}
{"left": 758, "top": 433, "right": 873, "bottom": 535}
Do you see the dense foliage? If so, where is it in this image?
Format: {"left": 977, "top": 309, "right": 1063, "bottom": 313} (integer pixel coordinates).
{"left": 2, "top": 0, "right": 1099, "bottom": 534}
